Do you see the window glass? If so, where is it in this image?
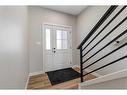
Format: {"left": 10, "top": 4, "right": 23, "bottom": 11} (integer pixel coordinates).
{"left": 56, "top": 30, "right": 68, "bottom": 49}
{"left": 62, "top": 31, "right": 67, "bottom": 40}
{"left": 46, "top": 28, "right": 51, "bottom": 50}
{"left": 57, "top": 30, "right": 62, "bottom": 39}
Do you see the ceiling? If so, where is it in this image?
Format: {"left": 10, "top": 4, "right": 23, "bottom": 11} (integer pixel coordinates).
{"left": 42, "top": 6, "right": 87, "bottom": 15}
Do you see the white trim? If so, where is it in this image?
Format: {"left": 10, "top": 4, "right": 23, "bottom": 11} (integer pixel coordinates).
{"left": 29, "top": 71, "right": 45, "bottom": 76}
{"left": 79, "top": 69, "right": 127, "bottom": 88}
{"left": 43, "top": 23, "right": 72, "bottom": 28}
{"left": 25, "top": 75, "right": 30, "bottom": 89}
{"left": 72, "top": 65, "right": 102, "bottom": 77}
{"left": 42, "top": 23, "right": 45, "bottom": 72}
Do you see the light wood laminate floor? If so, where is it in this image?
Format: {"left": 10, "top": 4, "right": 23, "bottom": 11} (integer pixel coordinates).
{"left": 27, "top": 67, "right": 96, "bottom": 89}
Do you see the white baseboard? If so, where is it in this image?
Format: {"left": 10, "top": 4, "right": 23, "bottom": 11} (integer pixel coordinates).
{"left": 25, "top": 75, "right": 30, "bottom": 89}
{"left": 72, "top": 64, "right": 102, "bottom": 77}
{"left": 29, "top": 71, "right": 45, "bottom": 76}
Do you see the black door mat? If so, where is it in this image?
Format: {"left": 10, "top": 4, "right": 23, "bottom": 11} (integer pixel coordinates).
{"left": 46, "top": 68, "right": 80, "bottom": 85}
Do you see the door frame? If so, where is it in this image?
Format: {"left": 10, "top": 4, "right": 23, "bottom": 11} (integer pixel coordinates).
{"left": 42, "top": 23, "right": 73, "bottom": 72}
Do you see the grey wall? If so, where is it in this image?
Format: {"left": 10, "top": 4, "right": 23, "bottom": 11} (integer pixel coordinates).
{"left": 76, "top": 6, "right": 127, "bottom": 75}
{"left": 0, "top": 6, "right": 29, "bottom": 89}
{"left": 28, "top": 7, "right": 77, "bottom": 73}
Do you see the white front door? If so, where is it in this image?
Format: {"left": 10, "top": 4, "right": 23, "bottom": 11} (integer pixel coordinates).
{"left": 43, "top": 24, "right": 72, "bottom": 72}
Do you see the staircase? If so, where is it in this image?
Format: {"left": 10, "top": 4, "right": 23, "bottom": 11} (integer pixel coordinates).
{"left": 77, "top": 5, "right": 127, "bottom": 87}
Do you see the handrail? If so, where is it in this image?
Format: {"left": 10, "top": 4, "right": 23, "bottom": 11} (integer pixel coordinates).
{"left": 77, "top": 6, "right": 117, "bottom": 49}
{"left": 82, "top": 16, "right": 127, "bottom": 58}
{"left": 82, "top": 6, "right": 126, "bottom": 52}
{"left": 78, "top": 6, "right": 127, "bottom": 82}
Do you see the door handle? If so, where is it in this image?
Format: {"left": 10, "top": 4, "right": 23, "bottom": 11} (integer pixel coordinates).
{"left": 52, "top": 48, "right": 56, "bottom": 53}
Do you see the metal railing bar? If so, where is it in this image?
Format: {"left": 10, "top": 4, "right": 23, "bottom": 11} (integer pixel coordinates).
{"left": 82, "top": 28, "right": 127, "bottom": 64}
{"left": 80, "top": 47, "right": 83, "bottom": 82}
{"left": 82, "top": 16, "right": 127, "bottom": 58}
{"left": 82, "top": 6, "right": 126, "bottom": 52}
{"left": 83, "top": 55, "right": 127, "bottom": 76}
{"left": 77, "top": 6, "right": 117, "bottom": 49}
{"left": 83, "top": 42, "right": 127, "bottom": 70}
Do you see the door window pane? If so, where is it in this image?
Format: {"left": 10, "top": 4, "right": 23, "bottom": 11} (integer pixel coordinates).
{"left": 62, "top": 31, "right": 67, "bottom": 40}
{"left": 56, "top": 30, "right": 68, "bottom": 49}
{"left": 57, "top": 30, "right": 62, "bottom": 39}
{"left": 46, "top": 28, "right": 51, "bottom": 50}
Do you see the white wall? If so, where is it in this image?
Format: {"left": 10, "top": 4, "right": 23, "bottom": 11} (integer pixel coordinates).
{"left": 28, "top": 7, "right": 77, "bottom": 73}
{"left": 0, "top": 6, "right": 29, "bottom": 89}
{"left": 76, "top": 6, "right": 127, "bottom": 75}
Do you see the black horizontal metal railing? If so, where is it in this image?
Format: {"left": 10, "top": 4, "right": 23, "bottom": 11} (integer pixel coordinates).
{"left": 77, "top": 6, "right": 127, "bottom": 82}
{"left": 82, "top": 16, "right": 127, "bottom": 58}
{"left": 83, "top": 42, "right": 127, "bottom": 70}
{"left": 82, "top": 6, "right": 126, "bottom": 52}
{"left": 83, "top": 55, "right": 127, "bottom": 77}
{"left": 82, "top": 28, "right": 127, "bottom": 64}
